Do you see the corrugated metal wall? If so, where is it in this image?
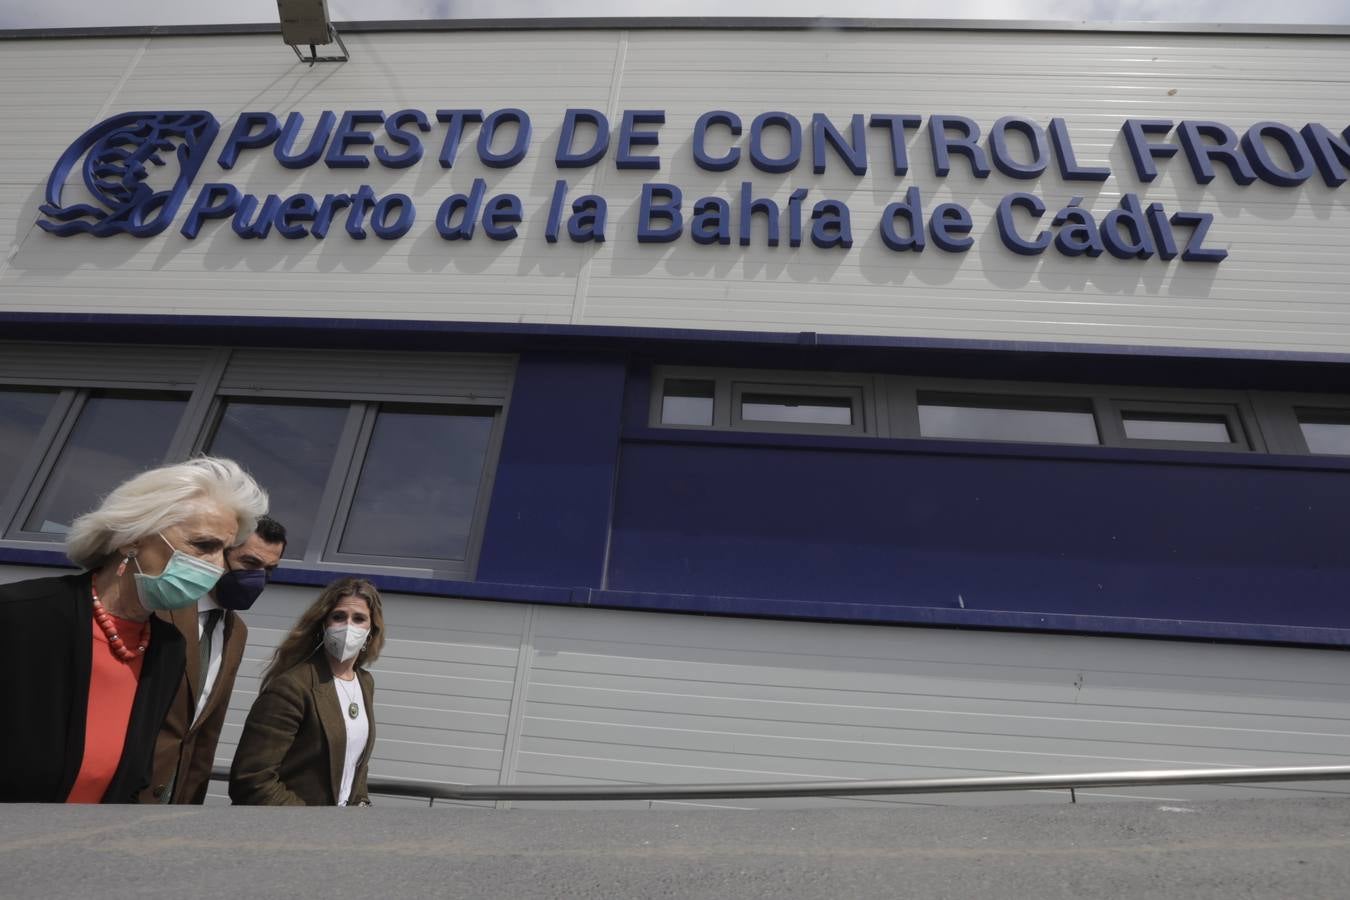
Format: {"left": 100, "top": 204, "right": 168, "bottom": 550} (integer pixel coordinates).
{"left": 3, "top": 27, "right": 1350, "bottom": 352}
{"left": 9, "top": 566, "right": 1344, "bottom": 808}
{"left": 157, "top": 582, "right": 1350, "bottom": 809}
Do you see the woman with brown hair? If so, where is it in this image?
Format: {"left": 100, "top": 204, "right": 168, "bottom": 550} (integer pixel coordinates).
{"left": 229, "top": 577, "right": 384, "bottom": 806}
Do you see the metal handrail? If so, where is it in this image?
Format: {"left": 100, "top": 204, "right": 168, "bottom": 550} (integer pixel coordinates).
{"left": 211, "top": 763, "right": 1350, "bottom": 803}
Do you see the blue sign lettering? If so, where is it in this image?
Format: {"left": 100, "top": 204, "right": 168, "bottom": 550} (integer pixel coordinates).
{"left": 38, "top": 107, "right": 1350, "bottom": 262}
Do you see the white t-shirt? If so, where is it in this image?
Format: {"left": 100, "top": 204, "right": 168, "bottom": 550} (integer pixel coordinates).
{"left": 333, "top": 675, "right": 369, "bottom": 806}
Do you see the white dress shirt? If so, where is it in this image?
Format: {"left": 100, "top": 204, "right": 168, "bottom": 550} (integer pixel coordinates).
{"left": 193, "top": 595, "right": 226, "bottom": 727}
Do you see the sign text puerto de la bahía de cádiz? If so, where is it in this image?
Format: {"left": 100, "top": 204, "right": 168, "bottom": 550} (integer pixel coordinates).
{"left": 38, "top": 108, "right": 1350, "bottom": 263}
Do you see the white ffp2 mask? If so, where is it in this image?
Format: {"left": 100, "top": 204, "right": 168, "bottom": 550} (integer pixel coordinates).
{"left": 324, "top": 624, "right": 369, "bottom": 662}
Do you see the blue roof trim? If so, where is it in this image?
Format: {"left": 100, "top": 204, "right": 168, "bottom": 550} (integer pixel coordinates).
{"left": 3, "top": 548, "right": 1346, "bottom": 649}
{"left": 4, "top": 311, "right": 1350, "bottom": 367}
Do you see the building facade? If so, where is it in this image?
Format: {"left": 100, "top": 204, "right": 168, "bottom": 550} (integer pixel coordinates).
{"left": 2, "top": 19, "right": 1349, "bottom": 807}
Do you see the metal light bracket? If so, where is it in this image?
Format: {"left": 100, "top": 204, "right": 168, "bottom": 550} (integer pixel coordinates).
{"left": 287, "top": 24, "right": 349, "bottom": 64}
{"left": 278, "top": 0, "right": 349, "bottom": 64}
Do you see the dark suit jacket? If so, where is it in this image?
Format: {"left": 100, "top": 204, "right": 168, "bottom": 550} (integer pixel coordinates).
{"left": 1, "top": 571, "right": 186, "bottom": 803}
{"left": 229, "top": 653, "right": 375, "bottom": 806}
{"left": 139, "top": 605, "right": 247, "bottom": 804}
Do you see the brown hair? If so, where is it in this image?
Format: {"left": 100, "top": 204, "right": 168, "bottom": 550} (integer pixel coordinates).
{"left": 260, "top": 577, "right": 385, "bottom": 689}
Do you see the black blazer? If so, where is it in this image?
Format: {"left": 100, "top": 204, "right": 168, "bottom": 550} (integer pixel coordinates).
{"left": 0, "top": 571, "right": 186, "bottom": 803}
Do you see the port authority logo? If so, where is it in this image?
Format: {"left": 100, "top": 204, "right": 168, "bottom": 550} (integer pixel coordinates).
{"left": 38, "top": 111, "right": 219, "bottom": 238}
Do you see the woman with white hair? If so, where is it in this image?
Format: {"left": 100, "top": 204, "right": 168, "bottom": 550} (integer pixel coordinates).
{"left": 0, "top": 456, "right": 267, "bottom": 803}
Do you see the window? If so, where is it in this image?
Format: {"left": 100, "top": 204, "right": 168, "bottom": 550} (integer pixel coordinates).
{"left": 661, "top": 379, "right": 715, "bottom": 426}
{"left": 1, "top": 388, "right": 193, "bottom": 542}
{"left": 0, "top": 390, "right": 59, "bottom": 505}
{"left": 0, "top": 343, "right": 513, "bottom": 579}
{"left": 733, "top": 383, "right": 865, "bottom": 434}
{"left": 917, "top": 393, "right": 1099, "bottom": 445}
{"left": 22, "top": 393, "right": 188, "bottom": 535}
{"left": 651, "top": 368, "right": 878, "bottom": 435}
{"left": 1297, "top": 409, "right": 1350, "bottom": 456}
{"left": 1122, "top": 413, "right": 1231, "bottom": 443}
{"left": 1248, "top": 394, "right": 1350, "bottom": 455}
{"left": 649, "top": 367, "right": 1287, "bottom": 453}
{"left": 336, "top": 406, "right": 495, "bottom": 563}
{"left": 203, "top": 397, "right": 502, "bottom": 576}
{"left": 1110, "top": 401, "right": 1248, "bottom": 450}
{"left": 741, "top": 393, "right": 852, "bottom": 426}
{"left": 205, "top": 399, "right": 350, "bottom": 559}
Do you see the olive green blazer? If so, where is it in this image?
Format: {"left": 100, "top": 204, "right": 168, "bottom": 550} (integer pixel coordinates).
{"left": 228, "top": 653, "right": 375, "bottom": 806}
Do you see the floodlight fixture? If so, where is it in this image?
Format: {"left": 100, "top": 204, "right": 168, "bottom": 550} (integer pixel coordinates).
{"left": 277, "top": 0, "right": 349, "bottom": 64}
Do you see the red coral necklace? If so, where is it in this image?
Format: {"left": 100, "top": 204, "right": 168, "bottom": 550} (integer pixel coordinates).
{"left": 91, "top": 584, "right": 149, "bottom": 663}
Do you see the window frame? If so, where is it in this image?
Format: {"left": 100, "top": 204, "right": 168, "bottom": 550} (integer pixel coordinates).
{"left": 0, "top": 387, "right": 77, "bottom": 543}
{"left": 913, "top": 389, "right": 1102, "bottom": 446}
{"left": 318, "top": 402, "right": 506, "bottom": 580}
{"left": 732, "top": 381, "right": 868, "bottom": 436}
{"left": 1251, "top": 391, "right": 1350, "bottom": 456}
{"left": 651, "top": 367, "right": 1274, "bottom": 453}
{"left": 196, "top": 364, "right": 512, "bottom": 581}
{"left": 193, "top": 394, "right": 366, "bottom": 567}
{"left": 1293, "top": 407, "right": 1350, "bottom": 457}
{"left": 1106, "top": 399, "right": 1251, "bottom": 451}
{"left": 658, "top": 377, "right": 718, "bottom": 427}
{"left": 3, "top": 388, "right": 200, "bottom": 544}
{"left": 650, "top": 366, "right": 885, "bottom": 436}
{"left": 0, "top": 342, "right": 515, "bottom": 580}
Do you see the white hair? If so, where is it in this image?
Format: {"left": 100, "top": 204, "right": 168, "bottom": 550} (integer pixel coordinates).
{"left": 65, "top": 456, "right": 269, "bottom": 570}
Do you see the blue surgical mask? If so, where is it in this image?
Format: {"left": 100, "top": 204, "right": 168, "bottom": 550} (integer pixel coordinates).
{"left": 133, "top": 534, "right": 225, "bottom": 612}
{"left": 214, "top": 567, "right": 268, "bottom": 611}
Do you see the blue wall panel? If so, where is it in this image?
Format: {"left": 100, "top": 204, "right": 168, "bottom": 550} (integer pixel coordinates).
{"left": 475, "top": 352, "right": 626, "bottom": 588}
{"left": 607, "top": 439, "right": 1350, "bottom": 629}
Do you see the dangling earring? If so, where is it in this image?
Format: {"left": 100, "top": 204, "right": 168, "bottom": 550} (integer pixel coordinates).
{"left": 116, "top": 548, "right": 138, "bottom": 577}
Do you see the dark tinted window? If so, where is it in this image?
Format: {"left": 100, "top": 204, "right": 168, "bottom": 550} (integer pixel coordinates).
{"left": 207, "top": 400, "right": 349, "bottom": 558}
{"left": 22, "top": 393, "right": 186, "bottom": 534}
{"left": 0, "top": 390, "right": 58, "bottom": 502}
{"left": 338, "top": 406, "right": 495, "bottom": 561}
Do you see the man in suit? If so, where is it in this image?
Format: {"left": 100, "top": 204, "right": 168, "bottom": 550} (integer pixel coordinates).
{"left": 139, "top": 515, "right": 287, "bottom": 804}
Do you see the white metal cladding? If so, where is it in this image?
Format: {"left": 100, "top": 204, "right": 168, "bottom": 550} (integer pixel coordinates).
{"left": 2, "top": 28, "right": 1350, "bottom": 353}
{"left": 5, "top": 565, "right": 1347, "bottom": 809}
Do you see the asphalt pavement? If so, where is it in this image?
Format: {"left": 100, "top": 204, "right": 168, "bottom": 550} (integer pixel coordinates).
{"left": 3, "top": 796, "right": 1349, "bottom": 899}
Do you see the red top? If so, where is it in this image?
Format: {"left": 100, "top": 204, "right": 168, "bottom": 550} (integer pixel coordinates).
{"left": 65, "top": 614, "right": 149, "bottom": 803}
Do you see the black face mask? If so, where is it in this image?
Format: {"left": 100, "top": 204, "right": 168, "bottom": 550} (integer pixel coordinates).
{"left": 214, "top": 568, "right": 268, "bottom": 611}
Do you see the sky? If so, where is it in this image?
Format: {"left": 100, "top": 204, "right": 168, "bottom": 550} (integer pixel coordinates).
{"left": 2, "top": 0, "right": 1350, "bottom": 29}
